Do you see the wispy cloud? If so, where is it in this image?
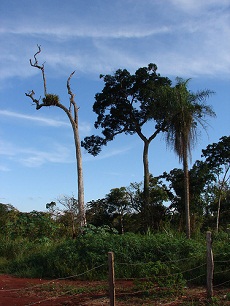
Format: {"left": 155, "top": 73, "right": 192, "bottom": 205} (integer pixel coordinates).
{"left": 0, "top": 110, "right": 91, "bottom": 133}
{"left": 83, "top": 146, "right": 132, "bottom": 162}
{"left": 19, "top": 145, "right": 73, "bottom": 167}
{"left": 1, "top": 24, "right": 171, "bottom": 39}
{"left": 169, "top": 0, "right": 230, "bottom": 12}
{"left": 0, "top": 139, "right": 15, "bottom": 156}
{"left": 0, "top": 0, "right": 229, "bottom": 83}
{"left": 0, "top": 138, "right": 74, "bottom": 167}
{"left": 0, "top": 164, "right": 10, "bottom": 172}
{"left": 0, "top": 110, "right": 69, "bottom": 127}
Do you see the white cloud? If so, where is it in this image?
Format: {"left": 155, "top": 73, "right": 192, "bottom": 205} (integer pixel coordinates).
{"left": 19, "top": 145, "right": 72, "bottom": 167}
{"left": 83, "top": 146, "right": 132, "bottom": 162}
{"left": 169, "top": 0, "right": 230, "bottom": 12}
{"left": 0, "top": 165, "right": 10, "bottom": 172}
{"left": 0, "top": 0, "right": 229, "bottom": 84}
{"left": 0, "top": 110, "right": 69, "bottom": 127}
{"left": 0, "top": 136, "right": 74, "bottom": 167}
{"left": 1, "top": 23, "right": 171, "bottom": 40}
{"left": 0, "top": 139, "right": 15, "bottom": 156}
{"left": 0, "top": 110, "right": 91, "bottom": 133}
{"left": 0, "top": 139, "right": 73, "bottom": 167}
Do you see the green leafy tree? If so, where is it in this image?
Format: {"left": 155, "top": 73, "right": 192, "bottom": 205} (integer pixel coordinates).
{"left": 163, "top": 78, "right": 215, "bottom": 238}
{"left": 218, "top": 186, "right": 230, "bottom": 229}
{"left": 46, "top": 201, "right": 59, "bottom": 220}
{"left": 10, "top": 210, "right": 59, "bottom": 240}
{"left": 161, "top": 160, "right": 215, "bottom": 233}
{"left": 25, "top": 46, "right": 86, "bottom": 227}
{"left": 81, "top": 64, "right": 172, "bottom": 229}
{"left": 105, "top": 187, "right": 131, "bottom": 234}
{"left": 0, "top": 203, "right": 18, "bottom": 236}
{"left": 86, "top": 198, "right": 111, "bottom": 227}
{"left": 189, "top": 160, "right": 216, "bottom": 230}
{"left": 202, "top": 136, "right": 230, "bottom": 231}
{"left": 125, "top": 177, "right": 170, "bottom": 232}
{"left": 148, "top": 175, "right": 170, "bottom": 230}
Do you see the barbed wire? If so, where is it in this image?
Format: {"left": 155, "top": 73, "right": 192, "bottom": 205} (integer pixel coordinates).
{"left": 186, "top": 273, "right": 206, "bottom": 283}
{"left": 114, "top": 254, "right": 205, "bottom": 265}
{"left": 1, "top": 263, "right": 106, "bottom": 293}
{"left": 213, "top": 268, "right": 230, "bottom": 276}
{"left": 25, "top": 289, "right": 75, "bottom": 306}
{"left": 116, "top": 261, "right": 206, "bottom": 278}
{"left": 1, "top": 249, "right": 229, "bottom": 305}
{"left": 214, "top": 259, "right": 230, "bottom": 263}
{"left": 213, "top": 279, "right": 230, "bottom": 288}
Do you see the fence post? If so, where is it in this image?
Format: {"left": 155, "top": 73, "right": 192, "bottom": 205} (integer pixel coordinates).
{"left": 206, "top": 231, "right": 214, "bottom": 299}
{"left": 108, "top": 251, "right": 115, "bottom": 306}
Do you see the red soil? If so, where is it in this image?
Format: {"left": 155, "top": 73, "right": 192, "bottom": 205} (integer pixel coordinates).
{"left": 0, "top": 274, "right": 229, "bottom": 305}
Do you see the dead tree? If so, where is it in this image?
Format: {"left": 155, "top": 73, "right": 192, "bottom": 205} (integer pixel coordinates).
{"left": 25, "top": 45, "right": 86, "bottom": 228}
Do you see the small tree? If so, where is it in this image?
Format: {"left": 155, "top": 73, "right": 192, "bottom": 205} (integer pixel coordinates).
{"left": 25, "top": 46, "right": 86, "bottom": 227}
{"left": 86, "top": 198, "right": 111, "bottom": 227}
{"left": 57, "top": 195, "right": 79, "bottom": 238}
{"left": 202, "top": 136, "right": 230, "bottom": 232}
{"left": 106, "top": 187, "right": 131, "bottom": 234}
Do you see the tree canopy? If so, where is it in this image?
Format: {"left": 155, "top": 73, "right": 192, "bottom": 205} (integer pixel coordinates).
{"left": 82, "top": 64, "right": 173, "bottom": 229}
{"left": 81, "top": 65, "right": 215, "bottom": 235}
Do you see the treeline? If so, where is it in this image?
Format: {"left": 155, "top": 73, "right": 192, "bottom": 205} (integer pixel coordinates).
{"left": 1, "top": 136, "right": 229, "bottom": 240}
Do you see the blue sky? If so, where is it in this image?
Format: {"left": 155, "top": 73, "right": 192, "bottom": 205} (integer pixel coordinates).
{"left": 0, "top": 0, "right": 229, "bottom": 212}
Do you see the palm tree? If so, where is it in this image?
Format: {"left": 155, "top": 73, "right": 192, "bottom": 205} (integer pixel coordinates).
{"left": 165, "top": 78, "right": 215, "bottom": 238}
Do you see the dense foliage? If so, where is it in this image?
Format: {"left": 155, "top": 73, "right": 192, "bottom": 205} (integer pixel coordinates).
{"left": 0, "top": 229, "right": 229, "bottom": 288}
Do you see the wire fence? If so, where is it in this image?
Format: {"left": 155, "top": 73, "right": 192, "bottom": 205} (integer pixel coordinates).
{"left": 0, "top": 233, "right": 229, "bottom": 305}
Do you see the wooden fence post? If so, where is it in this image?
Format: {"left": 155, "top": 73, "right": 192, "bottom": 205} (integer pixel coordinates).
{"left": 108, "top": 251, "right": 115, "bottom": 306}
{"left": 206, "top": 231, "right": 214, "bottom": 299}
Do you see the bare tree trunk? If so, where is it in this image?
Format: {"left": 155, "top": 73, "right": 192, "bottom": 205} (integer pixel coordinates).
{"left": 72, "top": 121, "right": 86, "bottom": 227}
{"left": 140, "top": 129, "right": 161, "bottom": 231}
{"left": 143, "top": 140, "right": 150, "bottom": 208}
{"left": 25, "top": 47, "right": 86, "bottom": 228}
{"left": 66, "top": 73, "right": 86, "bottom": 227}
{"left": 183, "top": 148, "right": 191, "bottom": 239}
{"left": 53, "top": 106, "right": 86, "bottom": 228}
{"left": 142, "top": 140, "right": 150, "bottom": 230}
{"left": 71, "top": 212, "right": 76, "bottom": 239}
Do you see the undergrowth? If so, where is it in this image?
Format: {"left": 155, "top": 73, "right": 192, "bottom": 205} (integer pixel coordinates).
{"left": 0, "top": 229, "right": 229, "bottom": 288}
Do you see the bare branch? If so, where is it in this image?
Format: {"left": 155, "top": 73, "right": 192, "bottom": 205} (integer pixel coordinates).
{"left": 25, "top": 90, "right": 42, "bottom": 109}
{"left": 29, "top": 45, "right": 47, "bottom": 96}
{"left": 67, "top": 71, "right": 77, "bottom": 114}
{"left": 29, "top": 45, "right": 41, "bottom": 67}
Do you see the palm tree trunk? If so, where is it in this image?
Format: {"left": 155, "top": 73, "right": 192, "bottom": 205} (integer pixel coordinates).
{"left": 183, "top": 147, "right": 191, "bottom": 239}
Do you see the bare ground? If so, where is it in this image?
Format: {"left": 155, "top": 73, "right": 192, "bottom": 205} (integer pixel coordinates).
{"left": 0, "top": 274, "right": 229, "bottom": 305}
